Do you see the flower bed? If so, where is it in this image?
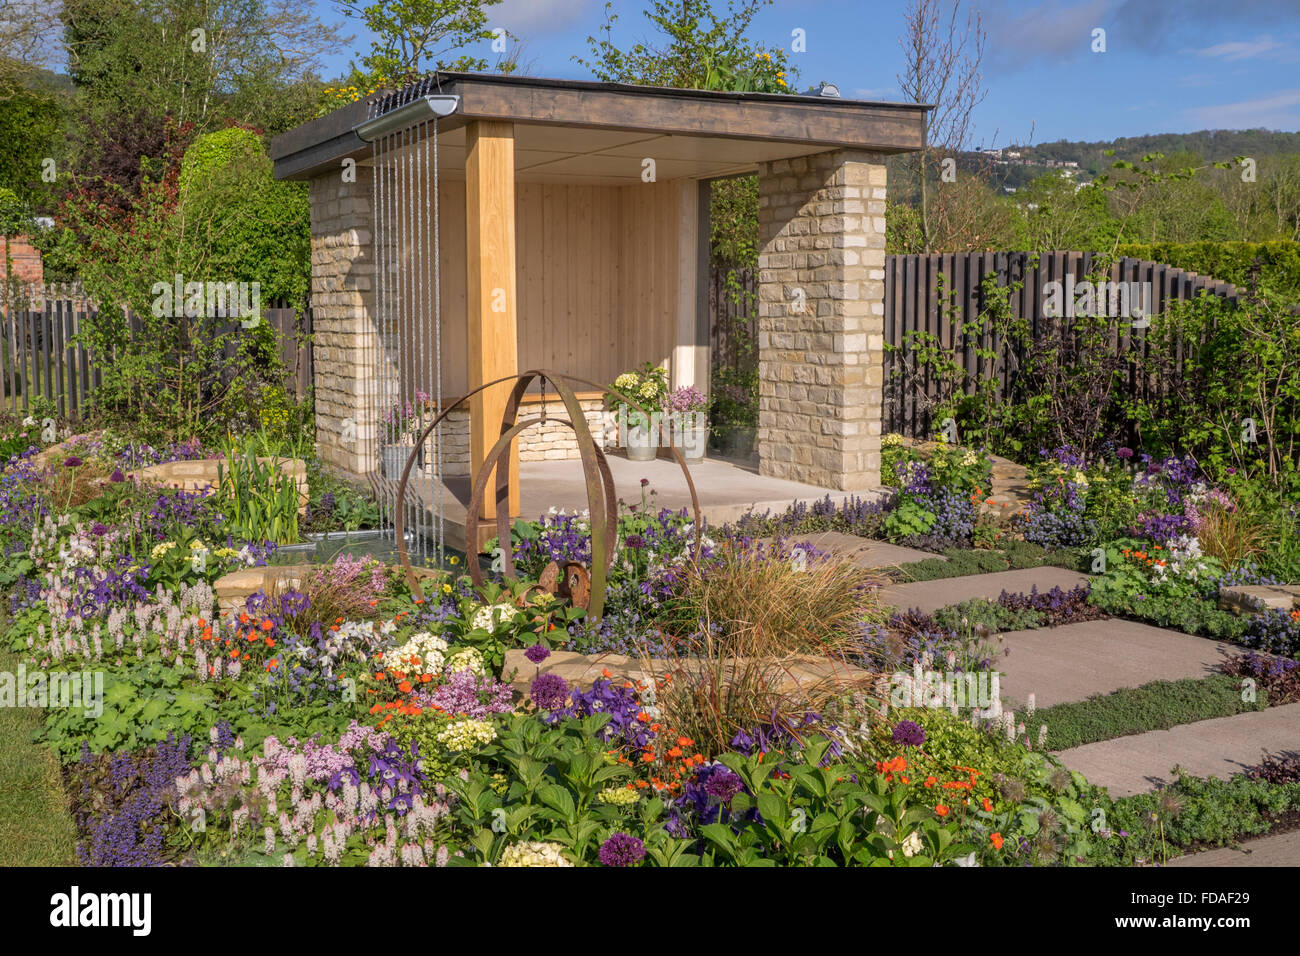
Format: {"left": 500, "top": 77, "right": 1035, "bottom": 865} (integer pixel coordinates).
{"left": 5, "top": 406, "right": 1297, "bottom": 868}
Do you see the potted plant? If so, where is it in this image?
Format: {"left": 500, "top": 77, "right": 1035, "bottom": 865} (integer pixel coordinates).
{"left": 666, "top": 385, "right": 709, "bottom": 463}
{"left": 380, "top": 391, "right": 431, "bottom": 478}
{"left": 610, "top": 363, "right": 668, "bottom": 462}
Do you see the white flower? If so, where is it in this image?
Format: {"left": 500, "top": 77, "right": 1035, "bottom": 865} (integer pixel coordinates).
{"left": 381, "top": 631, "right": 448, "bottom": 675}
{"left": 901, "top": 830, "right": 924, "bottom": 857}
{"left": 435, "top": 718, "right": 497, "bottom": 752}
{"left": 446, "top": 647, "right": 486, "bottom": 677}
{"left": 470, "top": 603, "right": 518, "bottom": 632}
{"left": 497, "top": 840, "right": 572, "bottom": 867}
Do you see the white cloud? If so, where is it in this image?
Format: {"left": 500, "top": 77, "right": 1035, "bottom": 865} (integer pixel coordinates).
{"left": 1191, "top": 35, "right": 1286, "bottom": 61}
{"left": 1183, "top": 88, "right": 1300, "bottom": 128}
{"left": 489, "top": 0, "right": 599, "bottom": 34}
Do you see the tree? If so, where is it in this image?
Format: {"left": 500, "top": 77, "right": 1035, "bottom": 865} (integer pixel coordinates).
{"left": 0, "top": 66, "right": 67, "bottom": 209}
{"left": 895, "top": 0, "right": 986, "bottom": 253}
{"left": 1019, "top": 173, "right": 1118, "bottom": 251}
{"left": 61, "top": 0, "right": 347, "bottom": 135}
{"left": 336, "top": 0, "right": 510, "bottom": 87}
{"left": 576, "top": 0, "right": 795, "bottom": 93}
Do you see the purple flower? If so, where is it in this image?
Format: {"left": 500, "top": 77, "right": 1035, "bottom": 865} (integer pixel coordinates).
{"left": 625, "top": 533, "right": 645, "bottom": 550}
{"left": 524, "top": 644, "right": 550, "bottom": 665}
{"left": 109, "top": 468, "right": 125, "bottom": 482}
{"left": 891, "top": 719, "right": 926, "bottom": 747}
{"left": 63, "top": 456, "right": 83, "bottom": 468}
{"left": 1117, "top": 447, "right": 1133, "bottom": 459}
{"left": 702, "top": 768, "right": 743, "bottom": 804}
{"left": 598, "top": 833, "right": 645, "bottom": 867}
{"left": 529, "top": 672, "right": 570, "bottom": 711}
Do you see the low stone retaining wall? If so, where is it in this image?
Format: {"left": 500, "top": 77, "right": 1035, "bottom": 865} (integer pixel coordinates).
{"left": 1218, "top": 584, "right": 1300, "bottom": 616}
{"left": 502, "top": 647, "right": 879, "bottom": 700}
{"left": 129, "top": 458, "right": 309, "bottom": 514}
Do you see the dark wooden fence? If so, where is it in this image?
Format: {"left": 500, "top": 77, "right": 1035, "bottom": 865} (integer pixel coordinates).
{"left": 0, "top": 294, "right": 312, "bottom": 416}
{"left": 882, "top": 251, "right": 1243, "bottom": 437}
{"left": 707, "top": 252, "right": 1245, "bottom": 439}
{"left": 708, "top": 266, "right": 758, "bottom": 376}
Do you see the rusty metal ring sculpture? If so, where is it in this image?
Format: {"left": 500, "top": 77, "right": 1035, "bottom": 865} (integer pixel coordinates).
{"left": 392, "top": 369, "right": 703, "bottom": 622}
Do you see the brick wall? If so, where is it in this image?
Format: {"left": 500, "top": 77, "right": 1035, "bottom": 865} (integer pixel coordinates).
{"left": 755, "top": 149, "right": 887, "bottom": 490}
{"left": 0, "top": 236, "right": 44, "bottom": 285}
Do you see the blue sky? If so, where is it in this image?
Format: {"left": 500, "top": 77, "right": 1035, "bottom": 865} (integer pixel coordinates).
{"left": 312, "top": 0, "right": 1300, "bottom": 145}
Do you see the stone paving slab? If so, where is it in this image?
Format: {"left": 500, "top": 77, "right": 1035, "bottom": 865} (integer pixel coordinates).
{"left": 998, "top": 619, "right": 1240, "bottom": 709}
{"left": 1055, "top": 703, "right": 1300, "bottom": 798}
{"left": 875, "top": 566, "right": 1090, "bottom": 615}
{"left": 756, "top": 532, "right": 938, "bottom": 570}
{"left": 1218, "top": 583, "right": 1300, "bottom": 615}
{"left": 1168, "top": 828, "right": 1300, "bottom": 867}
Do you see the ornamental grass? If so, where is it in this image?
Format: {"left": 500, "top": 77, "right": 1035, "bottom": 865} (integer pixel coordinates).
{"left": 644, "top": 541, "right": 889, "bottom": 757}
{"left": 657, "top": 538, "right": 888, "bottom": 656}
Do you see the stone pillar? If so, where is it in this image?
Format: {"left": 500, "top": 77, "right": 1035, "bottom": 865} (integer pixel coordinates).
{"left": 756, "top": 150, "right": 886, "bottom": 490}
{"left": 308, "top": 165, "right": 378, "bottom": 479}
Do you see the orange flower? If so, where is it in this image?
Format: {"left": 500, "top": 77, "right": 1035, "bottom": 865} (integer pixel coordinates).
{"left": 935, "top": 804, "right": 950, "bottom": 817}
{"left": 990, "top": 832, "right": 1004, "bottom": 850}
{"left": 266, "top": 659, "right": 278, "bottom": 671}
{"left": 260, "top": 618, "right": 273, "bottom": 632}
{"left": 982, "top": 797, "right": 994, "bottom": 812}
{"left": 374, "top": 671, "right": 387, "bottom": 681}
{"left": 924, "top": 776, "right": 937, "bottom": 788}
{"left": 398, "top": 681, "right": 413, "bottom": 693}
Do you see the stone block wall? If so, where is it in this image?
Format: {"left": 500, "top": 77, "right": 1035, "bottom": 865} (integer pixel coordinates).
{"left": 309, "top": 167, "right": 380, "bottom": 480}
{"left": 755, "top": 149, "right": 887, "bottom": 490}
{"left": 401, "top": 398, "right": 608, "bottom": 477}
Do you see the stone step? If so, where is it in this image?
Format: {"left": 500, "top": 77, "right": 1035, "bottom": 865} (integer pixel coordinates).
{"left": 755, "top": 532, "right": 939, "bottom": 571}
{"left": 875, "top": 566, "right": 1090, "bottom": 615}
{"left": 1168, "top": 828, "right": 1300, "bottom": 867}
{"left": 1054, "top": 702, "right": 1300, "bottom": 798}
{"left": 998, "top": 619, "right": 1240, "bottom": 709}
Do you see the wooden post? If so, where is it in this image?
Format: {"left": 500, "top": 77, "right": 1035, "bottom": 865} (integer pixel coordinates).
{"left": 465, "top": 120, "right": 521, "bottom": 526}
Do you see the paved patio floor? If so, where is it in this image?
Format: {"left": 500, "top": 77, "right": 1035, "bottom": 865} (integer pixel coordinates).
{"left": 376, "top": 453, "right": 889, "bottom": 552}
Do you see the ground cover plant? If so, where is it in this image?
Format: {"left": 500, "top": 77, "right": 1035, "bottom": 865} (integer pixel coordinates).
{"left": 1015, "top": 675, "right": 1269, "bottom": 752}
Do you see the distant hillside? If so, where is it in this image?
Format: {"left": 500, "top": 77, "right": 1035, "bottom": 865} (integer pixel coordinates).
{"left": 1011, "top": 130, "right": 1300, "bottom": 176}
